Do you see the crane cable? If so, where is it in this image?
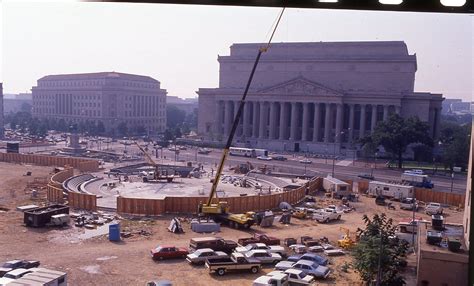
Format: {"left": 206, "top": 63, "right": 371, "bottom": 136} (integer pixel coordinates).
{"left": 206, "top": 7, "right": 286, "bottom": 207}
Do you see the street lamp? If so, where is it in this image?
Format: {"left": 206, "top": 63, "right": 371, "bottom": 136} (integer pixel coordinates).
{"left": 450, "top": 171, "right": 455, "bottom": 193}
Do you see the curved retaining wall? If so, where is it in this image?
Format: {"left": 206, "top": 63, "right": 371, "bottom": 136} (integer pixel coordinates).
{"left": 0, "top": 153, "right": 99, "bottom": 172}
{"left": 117, "top": 177, "right": 322, "bottom": 216}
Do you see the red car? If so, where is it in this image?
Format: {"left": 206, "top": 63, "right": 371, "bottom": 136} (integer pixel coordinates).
{"left": 150, "top": 245, "right": 188, "bottom": 260}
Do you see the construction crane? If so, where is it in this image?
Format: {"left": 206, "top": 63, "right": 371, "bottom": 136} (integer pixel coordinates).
{"left": 198, "top": 8, "right": 286, "bottom": 229}
{"left": 134, "top": 142, "right": 175, "bottom": 183}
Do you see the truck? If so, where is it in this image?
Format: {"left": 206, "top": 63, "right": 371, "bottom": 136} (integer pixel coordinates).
{"left": 237, "top": 233, "right": 281, "bottom": 246}
{"left": 9, "top": 267, "right": 67, "bottom": 286}
{"left": 367, "top": 181, "right": 415, "bottom": 200}
{"left": 189, "top": 237, "right": 238, "bottom": 254}
{"left": 400, "top": 198, "right": 418, "bottom": 211}
{"left": 401, "top": 173, "right": 434, "bottom": 189}
{"left": 24, "top": 205, "right": 69, "bottom": 228}
{"left": 312, "top": 208, "right": 342, "bottom": 223}
{"left": 322, "top": 176, "right": 351, "bottom": 199}
{"left": 205, "top": 253, "right": 261, "bottom": 276}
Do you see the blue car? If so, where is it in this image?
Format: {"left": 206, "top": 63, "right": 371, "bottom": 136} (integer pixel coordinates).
{"left": 292, "top": 260, "right": 331, "bottom": 279}
{"left": 287, "top": 253, "right": 328, "bottom": 266}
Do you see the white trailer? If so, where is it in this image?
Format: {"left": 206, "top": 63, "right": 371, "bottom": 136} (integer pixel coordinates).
{"left": 9, "top": 268, "right": 67, "bottom": 286}
{"left": 367, "top": 181, "right": 414, "bottom": 200}
{"left": 322, "top": 177, "right": 351, "bottom": 198}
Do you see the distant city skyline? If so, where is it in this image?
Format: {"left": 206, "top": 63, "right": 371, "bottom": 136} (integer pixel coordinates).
{"left": 1, "top": 1, "right": 472, "bottom": 101}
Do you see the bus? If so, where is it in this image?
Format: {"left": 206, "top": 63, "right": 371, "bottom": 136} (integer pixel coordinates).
{"left": 229, "top": 147, "right": 268, "bottom": 158}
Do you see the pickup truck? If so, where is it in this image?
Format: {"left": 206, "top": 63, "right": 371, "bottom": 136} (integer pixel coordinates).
{"left": 238, "top": 233, "right": 281, "bottom": 246}
{"left": 400, "top": 198, "right": 418, "bottom": 211}
{"left": 425, "top": 202, "right": 443, "bottom": 215}
{"left": 0, "top": 260, "right": 40, "bottom": 277}
{"left": 205, "top": 253, "right": 261, "bottom": 276}
{"left": 312, "top": 208, "right": 342, "bottom": 223}
{"left": 189, "top": 237, "right": 238, "bottom": 254}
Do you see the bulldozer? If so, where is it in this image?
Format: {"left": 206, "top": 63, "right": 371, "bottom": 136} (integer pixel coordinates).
{"left": 337, "top": 227, "right": 357, "bottom": 249}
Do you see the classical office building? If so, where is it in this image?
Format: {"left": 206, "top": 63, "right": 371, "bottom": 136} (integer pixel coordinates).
{"left": 0, "top": 83, "right": 4, "bottom": 138}
{"left": 198, "top": 42, "right": 443, "bottom": 153}
{"left": 32, "top": 72, "right": 167, "bottom": 134}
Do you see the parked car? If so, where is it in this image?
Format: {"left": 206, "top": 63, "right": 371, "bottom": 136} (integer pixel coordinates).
{"left": 238, "top": 233, "right": 281, "bottom": 246}
{"left": 257, "top": 156, "right": 273, "bottom": 161}
{"left": 235, "top": 243, "right": 286, "bottom": 257}
{"left": 243, "top": 250, "right": 282, "bottom": 264}
{"left": 271, "top": 155, "right": 287, "bottom": 161}
{"left": 287, "top": 253, "right": 328, "bottom": 266}
{"left": 189, "top": 237, "right": 238, "bottom": 253}
{"left": 186, "top": 248, "right": 228, "bottom": 265}
{"left": 205, "top": 253, "right": 261, "bottom": 276}
{"left": 252, "top": 271, "right": 289, "bottom": 286}
{"left": 291, "top": 260, "right": 331, "bottom": 279}
{"left": 150, "top": 245, "right": 188, "bottom": 260}
{"left": 275, "top": 260, "right": 296, "bottom": 271}
{"left": 0, "top": 260, "right": 40, "bottom": 277}
{"left": 425, "top": 202, "right": 443, "bottom": 215}
{"left": 357, "top": 173, "right": 374, "bottom": 180}
{"left": 284, "top": 269, "right": 314, "bottom": 285}
{"left": 400, "top": 198, "right": 418, "bottom": 211}
{"left": 299, "top": 159, "right": 312, "bottom": 164}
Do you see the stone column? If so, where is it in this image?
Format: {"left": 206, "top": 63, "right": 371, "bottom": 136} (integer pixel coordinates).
{"left": 383, "top": 105, "right": 389, "bottom": 121}
{"left": 335, "top": 104, "right": 343, "bottom": 142}
{"left": 359, "top": 104, "right": 366, "bottom": 138}
{"left": 224, "top": 100, "right": 232, "bottom": 136}
{"left": 371, "top": 104, "right": 377, "bottom": 132}
{"left": 279, "top": 102, "right": 288, "bottom": 140}
{"left": 215, "top": 101, "right": 223, "bottom": 134}
{"left": 395, "top": 105, "right": 401, "bottom": 115}
{"left": 259, "top": 102, "right": 267, "bottom": 139}
{"left": 269, "top": 102, "right": 278, "bottom": 139}
{"left": 348, "top": 104, "right": 355, "bottom": 143}
{"left": 301, "top": 103, "right": 310, "bottom": 141}
{"left": 290, "top": 102, "right": 298, "bottom": 140}
{"left": 252, "top": 101, "right": 259, "bottom": 138}
{"left": 313, "top": 103, "right": 321, "bottom": 142}
{"left": 324, "top": 103, "right": 331, "bottom": 143}
{"left": 243, "top": 101, "right": 251, "bottom": 137}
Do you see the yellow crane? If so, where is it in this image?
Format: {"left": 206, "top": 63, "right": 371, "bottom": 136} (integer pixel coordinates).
{"left": 134, "top": 142, "right": 175, "bottom": 183}
{"left": 198, "top": 8, "right": 286, "bottom": 229}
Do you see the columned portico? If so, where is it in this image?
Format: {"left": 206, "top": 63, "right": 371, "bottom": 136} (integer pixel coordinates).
{"left": 313, "top": 103, "right": 321, "bottom": 142}
{"left": 301, "top": 103, "right": 310, "bottom": 141}
{"left": 348, "top": 104, "right": 355, "bottom": 143}
{"left": 290, "top": 102, "right": 298, "bottom": 141}
{"left": 324, "top": 103, "right": 331, "bottom": 143}
{"left": 269, "top": 102, "right": 278, "bottom": 139}
{"left": 359, "top": 104, "right": 366, "bottom": 138}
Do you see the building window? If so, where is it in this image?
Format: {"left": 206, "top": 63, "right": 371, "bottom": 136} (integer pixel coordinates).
{"left": 421, "top": 281, "right": 429, "bottom": 286}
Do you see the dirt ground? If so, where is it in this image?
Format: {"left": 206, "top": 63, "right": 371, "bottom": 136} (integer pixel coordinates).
{"left": 0, "top": 162, "right": 465, "bottom": 286}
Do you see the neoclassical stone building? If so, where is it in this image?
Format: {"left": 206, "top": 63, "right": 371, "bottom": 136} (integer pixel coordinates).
{"left": 32, "top": 72, "right": 167, "bottom": 134}
{"left": 198, "top": 41, "right": 443, "bottom": 153}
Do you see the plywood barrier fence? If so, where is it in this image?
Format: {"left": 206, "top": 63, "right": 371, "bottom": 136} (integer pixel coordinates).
{"left": 68, "top": 192, "right": 97, "bottom": 211}
{"left": 46, "top": 185, "right": 65, "bottom": 203}
{"left": 117, "top": 177, "right": 322, "bottom": 216}
{"left": 415, "top": 188, "right": 465, "bottom": 207}
{"left": 358, "top": 180, "right": 369, "bottom": 193}
{"left": 0, "top": 153, "right": 99, "bottom": 172}
{"left": 46, "top": 168, "right": 74, "bottom": 204}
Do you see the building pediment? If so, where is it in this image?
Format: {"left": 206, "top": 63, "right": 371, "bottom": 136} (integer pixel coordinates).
{"left": 257, "top": 76, "right": 343, "bottom": 97}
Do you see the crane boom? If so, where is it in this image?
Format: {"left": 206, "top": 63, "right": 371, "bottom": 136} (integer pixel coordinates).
{"left": 134, "top": 142, "right": 157, "bottom": 166}
{"left": 206, "top": 48, "right": 266, "bottom": 206}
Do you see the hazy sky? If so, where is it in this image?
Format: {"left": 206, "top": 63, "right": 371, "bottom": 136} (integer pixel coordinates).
{"left": 1, "top": 1, "right": 472, "bottom": 101}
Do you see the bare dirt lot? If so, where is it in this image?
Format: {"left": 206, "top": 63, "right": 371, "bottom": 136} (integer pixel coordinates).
{"left": 0, "top": 162, "right": 465, "bottom": 286}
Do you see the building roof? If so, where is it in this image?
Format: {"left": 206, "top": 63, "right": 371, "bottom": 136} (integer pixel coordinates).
{"left": 418, "top": 223, "right": 468, "bottom": 262}
{"left": 38, "top": 72, "right": 159, "bottom": 83}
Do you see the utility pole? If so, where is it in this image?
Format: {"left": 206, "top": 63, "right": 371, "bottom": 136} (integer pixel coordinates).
{"left": 450, "top": 172, "right": 454, "bottom": 193}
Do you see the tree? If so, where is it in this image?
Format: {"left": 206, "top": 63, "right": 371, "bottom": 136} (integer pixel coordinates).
{"left": 367, "top": 114, "right": 433, "bottom": 168}
{"left": 174, "top": 127, "right": 182, "bottom": 139}
{"left": 166, "top": 105, "right": 186, "bottom": 129}
{"left": 117, "top": 122, "right": 128, "bottom": 137}
{"left": 439, "top": 120, "right": 471, "bottom": 171}
{"left": 352, "top": 213, "right": 409, "bottom": 286}
{"left": 163, "top": 128, "right": 174, "bottom": 142}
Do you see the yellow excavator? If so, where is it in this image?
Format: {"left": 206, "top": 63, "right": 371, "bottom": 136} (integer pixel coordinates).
{"left": 337, "top": 227, "right": 357, "bottom": 249}
{"left": 134, "top": 142, "right": 175, "bottom": 183}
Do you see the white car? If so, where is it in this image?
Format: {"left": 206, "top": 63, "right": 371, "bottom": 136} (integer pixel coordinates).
{"left": 257, "top": 156, "right": 273, "bottom": 161}
{"left": 284, "top": 269, "right": 314, "bottom": 285}
{"left": 186, "top": 248, "right": 228, "bottom": 265}
{"left": 425, "top": 202, "right": 443, "bottom": 215}
{"left": 244, "top": 250, "right": 282, "bottom": 264}
{"left": 235, "top": 243, "right": 286, "bottom": 256}
{"left": 312, "top": 208, "right": 342, "bottom": 223}
{"left": 252, "top": 271, "right": 289, "bottom": 286}
{"left": 299, "top": 159, "right": 312, "bottom": 164}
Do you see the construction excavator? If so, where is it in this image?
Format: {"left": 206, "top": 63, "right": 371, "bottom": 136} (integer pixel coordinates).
{"left": 134, "top": 142, "right": 176, "bottom": 183}
{"left": 337, "top": 227, "right": 357, "bottom": 249}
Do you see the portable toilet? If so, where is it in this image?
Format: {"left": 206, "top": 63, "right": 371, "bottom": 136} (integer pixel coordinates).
{"left": 109, "top": 223, "right": 121, "bottom": 241}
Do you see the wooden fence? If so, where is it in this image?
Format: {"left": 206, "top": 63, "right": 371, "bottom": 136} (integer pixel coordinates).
{"left": 68, "top": 192, "right": 97, "bottom": 211}
{"left": 117, "top": 177, "right": 322, "bottom": 216}
{"left": 415, "top": 188, "right": 465, "bottom": 207}
{"left": 0, "top": 153, "right": 99, "bottom": 172}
